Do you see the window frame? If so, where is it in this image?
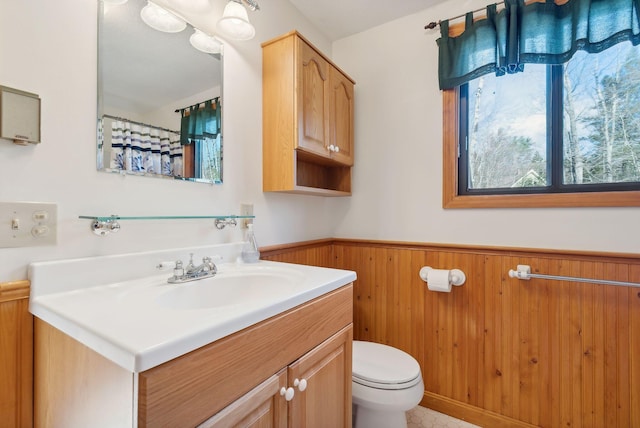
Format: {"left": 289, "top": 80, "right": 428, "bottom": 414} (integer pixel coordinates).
{"left": 441, "top": 25, "right": 640, "bottom": 209}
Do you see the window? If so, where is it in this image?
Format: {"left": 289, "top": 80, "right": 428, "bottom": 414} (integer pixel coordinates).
{"left": 444, "top": 42, "right": 640, "bottom": 208}
{"left": 180, "top": 98, "right": 222, "bottom": 183}
{"left": 195, "top": 134, "right": 222, "bottom": 183}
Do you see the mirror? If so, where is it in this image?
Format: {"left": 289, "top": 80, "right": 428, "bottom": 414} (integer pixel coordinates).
{"left": 97, "top": 0, "right": 223, "bottom": 184}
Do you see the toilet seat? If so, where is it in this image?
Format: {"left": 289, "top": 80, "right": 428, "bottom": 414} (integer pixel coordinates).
{"left": 352, "top": 341, "right": 422, "bottom": 390}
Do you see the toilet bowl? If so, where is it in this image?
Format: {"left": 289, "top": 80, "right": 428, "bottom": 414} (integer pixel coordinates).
{"left": 352, "top": 341, "right": 424, "bottom": 428}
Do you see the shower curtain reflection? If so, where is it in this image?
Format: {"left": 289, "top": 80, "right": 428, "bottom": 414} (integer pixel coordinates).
{"left": 107, "top": 118, "right": 183, "bottom": 178}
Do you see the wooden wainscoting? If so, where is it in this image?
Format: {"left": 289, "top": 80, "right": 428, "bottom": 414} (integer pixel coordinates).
{"left": 0, "top": 280, "right": 33, "bottom": 428}
{"left": 260, "top": 238, "right": 335, "bottom": 268}
{"left": 261, "top": 239, "right": 640, "bottom": 428}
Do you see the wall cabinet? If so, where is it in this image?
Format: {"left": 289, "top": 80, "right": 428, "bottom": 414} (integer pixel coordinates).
{"left": 262, "top": 30, "right": 355, "bottom": 196}
{"left": 34, "top": 284, "right": 353, "bottom": 427}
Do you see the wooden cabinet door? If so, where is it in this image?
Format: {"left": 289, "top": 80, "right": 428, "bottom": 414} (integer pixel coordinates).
{"left": 200, "top": 370, "right": 288, "bottom": 428}
{"left": 329, "top": 68, "right": 354, "bottom": 166}
{"left": 297, "top": 38, "right": 330, "bottom": 158}
{"left": 0, "top": 282, "right": 33, "bottom": 428}
{"left": 288, "top": 325, "right": 352, "bottom": 428}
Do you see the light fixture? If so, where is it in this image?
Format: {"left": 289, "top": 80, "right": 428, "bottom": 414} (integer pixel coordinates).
{"left": 140, "top": 1, "right": 187, "bottom": 33}
{"left": 241, "top": 0, "right": 260, "bottom": 12}
{"left": 216, "top": 0, "right": 255, "bottom": 41}
{"left": 189, "top": 29, "right": 222, "bottom": 54}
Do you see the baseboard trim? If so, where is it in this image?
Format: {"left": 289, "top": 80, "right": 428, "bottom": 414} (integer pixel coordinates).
{"left": 421, "top": 392, "right": 538, "bottom": 428}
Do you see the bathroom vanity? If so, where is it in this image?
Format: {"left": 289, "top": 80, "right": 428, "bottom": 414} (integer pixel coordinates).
{"left": 29, "top": 244, "right": 355, "bottom": 427}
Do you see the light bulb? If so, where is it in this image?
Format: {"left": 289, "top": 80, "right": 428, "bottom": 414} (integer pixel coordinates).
{"left": 216, "top": 1, "right": 255, "bottom": 41}
{"left": 140, "top": 1, "right": 187, "bottom": 33}
{"left": 190, "top": 29, "right": 222, "bottom": 54}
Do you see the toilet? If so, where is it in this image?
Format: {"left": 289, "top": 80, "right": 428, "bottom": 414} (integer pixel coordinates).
{"left": 351, "top": 340, "right": 424, "bottom": 428}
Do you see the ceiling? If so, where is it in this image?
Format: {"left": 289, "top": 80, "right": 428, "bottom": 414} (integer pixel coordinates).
{"left": 287, "top": 0, "right": 447, "bottom": 41}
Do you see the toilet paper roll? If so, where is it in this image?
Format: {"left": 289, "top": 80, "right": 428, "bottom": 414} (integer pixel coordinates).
{"left": 426, "top": 269, "right": 452, "bottom": 292}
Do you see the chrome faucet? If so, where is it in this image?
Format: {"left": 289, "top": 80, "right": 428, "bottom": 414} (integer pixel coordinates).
{"left": 167, "top": 253, "right": 217, "bottom": 284}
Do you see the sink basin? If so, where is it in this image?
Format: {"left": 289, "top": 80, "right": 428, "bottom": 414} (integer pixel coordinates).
{"left": 156, "top": 267, "right": 304, "bottom": 310}
{"left": 29, "top": 246, "right": 357, "bottom": 372}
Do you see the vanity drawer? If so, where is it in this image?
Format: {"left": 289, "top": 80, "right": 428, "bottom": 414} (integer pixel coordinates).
{"left": 137, "top": 283, "right": 353, "bottom": 427}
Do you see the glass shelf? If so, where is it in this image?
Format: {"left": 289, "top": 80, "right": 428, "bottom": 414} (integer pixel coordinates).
{"left": 79, "top": 215, "right": 254, "bottom": 222}
{"left": 79, "top": 215, "right": 255, "bottom": 236}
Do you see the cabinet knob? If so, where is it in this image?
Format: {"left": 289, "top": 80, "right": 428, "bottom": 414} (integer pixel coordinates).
{"left": 294, "top": 378, "right": 307, "bottom": 392}
{"left": 328, "top": 144, "right": 335, "bottom": 152}
{"left": 280, "top": 386, "right": 295, "bottom": 401}
{"left": 334, "top": 146, "right": 340, "bottom": 153}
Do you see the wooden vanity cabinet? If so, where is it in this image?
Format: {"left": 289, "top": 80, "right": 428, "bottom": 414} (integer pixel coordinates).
{"left": 287, "top": 325, "right": 352, "bottom": 427}
{"left": 140, "top": 285, "right": 353, "bottom": 427}
{"left": 0, "top": 281, "right": 33, "bottom": 428}
{"left": 34, "top": 284, "right": 353, "bottom": 428}
{"left": 200, "top": 369, "right": 288, "bottom": 427}
{"left": 201, "top": 325, "right": 352, "bottom": 428}
{"left": 262, "top": 30, "right": 355, "bottom": 196}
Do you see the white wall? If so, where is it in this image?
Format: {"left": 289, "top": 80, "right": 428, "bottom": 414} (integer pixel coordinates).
{"left": 330, "top": 0, "right": 640, "bottom": 254}
{"left": 1, "top": 0, "right": 637, "bottom": 282}
{"left": 0, "top": 0, "right": 339, "bottom": 281}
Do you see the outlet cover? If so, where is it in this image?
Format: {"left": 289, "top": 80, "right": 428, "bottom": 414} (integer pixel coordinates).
{"left": 240, "top": 203, "right": 253, "bottom": 228}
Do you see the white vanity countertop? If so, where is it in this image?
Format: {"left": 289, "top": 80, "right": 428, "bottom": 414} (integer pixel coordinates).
{"left": 28, "top": 245, "right": 356, "bottom": 373}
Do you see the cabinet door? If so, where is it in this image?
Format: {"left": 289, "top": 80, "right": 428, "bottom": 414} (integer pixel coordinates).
{"left": 0, "top": 284, "right": 33, "bottom": 428}
{"left": 297, "top": 38, "right": 330, "bottom": 158}
{"left": 200, "top": 370, "right": 287, "bottom": 428}
{"left": 329, "top": 68, "right": 354, "bottom": 166}
{"left": 288, "top": 325, "right": 352, "bottom": 428}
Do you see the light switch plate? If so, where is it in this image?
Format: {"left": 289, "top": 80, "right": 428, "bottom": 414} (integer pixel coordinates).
{"left": 240, "top": 203, "right": 253, "bottom": 228}
{"left": 0, "top": 201, "right": 57, "bottom": 247}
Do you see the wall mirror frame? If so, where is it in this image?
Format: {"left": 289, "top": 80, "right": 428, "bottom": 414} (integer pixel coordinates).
{"left": 97, "top": 0, "right": 224, "bottom": 184}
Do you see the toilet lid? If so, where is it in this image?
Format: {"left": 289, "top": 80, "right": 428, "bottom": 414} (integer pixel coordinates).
{"left": 352, "top": 341, "right": 421, "bottom": 388}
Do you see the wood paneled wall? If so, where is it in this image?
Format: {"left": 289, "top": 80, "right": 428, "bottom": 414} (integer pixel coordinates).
{"left": 261, "top": 239, "right": 640, "bottom": 428}
{"left": 0, "top": 280, "right": 33, "bottom": 428}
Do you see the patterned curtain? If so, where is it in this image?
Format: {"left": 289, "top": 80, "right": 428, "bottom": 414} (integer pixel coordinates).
{"left": 109, "top": 119, "right": 182, "bottom": 177}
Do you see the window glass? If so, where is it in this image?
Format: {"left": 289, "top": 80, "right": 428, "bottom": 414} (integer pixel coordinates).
{"left": 197, "top": 134, "right": 222, "bottom": 183}
{"left": 467, "top": 66, "right": 547, "bottom": 190}
{"left": 461, "top": 42, "right": 640, "bottom": 194}
{"left": 563, "top": 42, "right": 640, "bottom": 185}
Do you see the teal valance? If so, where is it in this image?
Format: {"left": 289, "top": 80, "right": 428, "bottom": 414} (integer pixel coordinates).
{"left": 437, "top": 0, "right": 640, "bottom": 90}
{"left": 180, "top": 98, "right": 221, "bottom": 145}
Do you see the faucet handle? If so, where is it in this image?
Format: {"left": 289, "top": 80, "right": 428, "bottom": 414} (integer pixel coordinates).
{"left": 201, "top": 256, "right": 218, "bottom": 274}
{"left": 156, "top": 261, "right": 176, "bottom": 270}
{"left": 186, "top": 253, "right": 195, "bottom": 269}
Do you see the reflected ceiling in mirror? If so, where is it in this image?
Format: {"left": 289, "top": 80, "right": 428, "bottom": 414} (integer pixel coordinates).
{"left": 97, "top": 0, "right": 223, "bottom": 184}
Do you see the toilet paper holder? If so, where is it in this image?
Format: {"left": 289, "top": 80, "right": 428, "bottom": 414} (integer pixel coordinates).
{"left": 419, "top": 266, "right": 466, "bottom": 286}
